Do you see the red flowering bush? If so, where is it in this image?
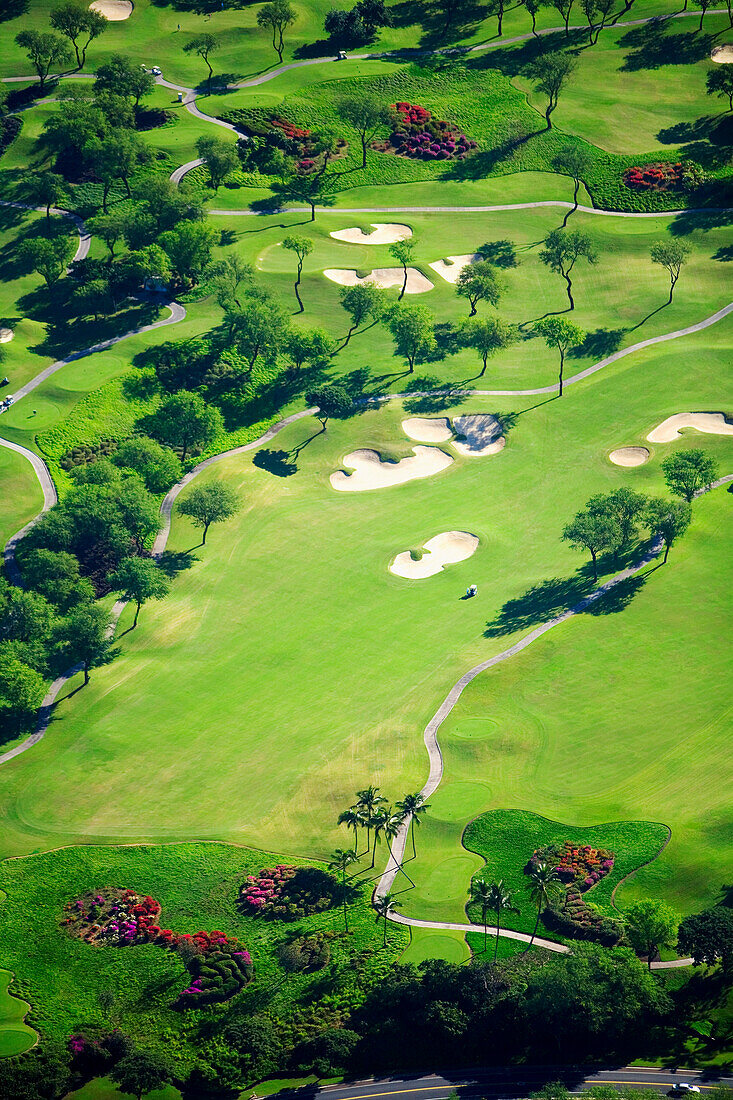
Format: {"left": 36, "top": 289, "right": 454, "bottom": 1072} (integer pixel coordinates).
{"left": 528, "top": 841, "right": 615, "bottom": 891}
{"left": 623, "top": 162, "right": 684, "bottom": 192}
{"left": 375, "top": 102, "right": 477, "bottom": 162}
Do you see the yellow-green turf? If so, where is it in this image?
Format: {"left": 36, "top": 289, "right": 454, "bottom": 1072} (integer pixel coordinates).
{"left": 65, "top": 1081, "right": 182, "bottom": 1100}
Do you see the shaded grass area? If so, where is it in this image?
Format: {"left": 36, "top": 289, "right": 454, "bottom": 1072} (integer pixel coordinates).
{"left": 462, "top": 808, "right": 670, "bottom": 936}
{"left": 0, "top": 843, "right": 408, "bottom": 1074}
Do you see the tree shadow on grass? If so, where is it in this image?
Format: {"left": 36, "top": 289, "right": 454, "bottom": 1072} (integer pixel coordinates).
{"left": 253, "top": 448, "right": 297, "bottom": 476}
{"left": 402, "top": 381, "right": 469, "bottom": 414}
{"left": 618, "top": 21, "right": 717, "bottom": 71}
{"left": 569, "top": 327, "right": 626, "bottom": 359}
{"left": 389, "top": 0, "right": 490, "bottom": 49}
{"left": 157, "top": 550, "right": 199, "bottom": 579}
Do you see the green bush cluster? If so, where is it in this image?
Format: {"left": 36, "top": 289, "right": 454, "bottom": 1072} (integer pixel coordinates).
{"left": 59, "top": 437, "right": 118, "bottom": 471}
{"left": 278, "top": 931, "right": 334, "bottom": 973}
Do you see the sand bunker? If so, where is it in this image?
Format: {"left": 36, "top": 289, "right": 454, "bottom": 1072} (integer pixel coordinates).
{"left": 323, "top": 268, "right": 434, "bottom": 293}
{"left": 0, "top": 328, "right": 13, "bottom": 343}
{"left": 331, "top": 446, "right": 453, "bottom": 491}
{"left": 330, "top": 223, "right": 412, "bottom": 245}
{"left": 428, "top": 254, "right": 482, "bottom": 284}
{"left": 647, "top": 412, "right": 733, "bottom": 443}
{"left": 390, "top": 531, "right": 479, "bottom": 579}
{"left": 609, "top": 446, "right": 650, "bottom": 467}
{"left": 90, "top": 0, "right": 133, "bottom": 18}
{"left": 711, "top": 45, "right": 733, "bottom": 63}
{"left": 452, "top": 414, "right": 505, "bottom": 457}
{"left": 402, "top": 417, "right": 453, "bottom": 443}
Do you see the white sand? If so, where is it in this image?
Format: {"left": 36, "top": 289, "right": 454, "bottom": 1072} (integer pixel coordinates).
{"left": 390, "top": 531, "right": 479, "bottom": 579}
{"left": 0, "top": 328, "right": 13, "bottom": 343}
{"left": 402, "top": 417, "right": 453, "bottom": 443}
{"left": 323, "top": 268, "right": 434, "bottom": 293}
{"left": 428, "top": 253, "right": 482, "bottom": 284}
{"left": 647, "top": 412, "right": 733, "bottom": 443}
{"left": 711, "top": 45, "right": 733, "bottom": 63}
{"left": 609, "top": 446, "right": 650, "bottom": 467}
{"left": 452, "top": 414, "right": 505, "bottom": 457}
{"left": 90, "top": 0, "right": 133, "bottom": 18}
{"left": 330, "top": 223, "right": 412, "bottom": 245}
{"left": 331, "top": 446, "right": 453, "bottom": 491}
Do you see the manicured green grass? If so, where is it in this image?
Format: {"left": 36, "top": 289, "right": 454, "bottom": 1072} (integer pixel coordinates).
{"left": 462, "top": 809, "right": 670, "bottom": 936}
{"left": 0, "top": 843, "right": 408, "bottom": 1073}
{"left": 0, "top": 970, "right": 36, "bottom": 1057}
{"left": 65, "top": 1079, "right": 181, "bottom": 1100}
{"left": 0, "top": 443, "right": 43, "bottom": 550}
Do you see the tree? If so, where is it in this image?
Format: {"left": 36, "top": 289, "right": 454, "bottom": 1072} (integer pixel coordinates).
{"left": 522, "top": 0, "right": 541, "bottom": 35}
{"left": 183, "top": 33, "right": 219, "bottom": 91}
{"left": 389, "top": 239, "right": 416, "bottom": 301}
{"left": 88, "top": 130, "right": 145, "bottom": 210}
{"left": 149, "top": 391, "right": 223, "bottom": 461}
{"left": 337, "top": 94, "right": 391, "bottom": 168}
{"left": 95, "top": 54, "right": 154, "bottom": 106}
{"left": 707, "top": 66, "right": 733, "bottom": 112}
{"left": 51, "top": 1, "right": 107, "bottom": 69}
{"left": 18, "top": 235, "right": 75, "bottom": 288}
{"left": 678, "top": 906, "right": 733, "bottom": 971}
{"left": 23, "top": 170, "right": 68, "bottom": 220}
{"left": 110, "top": 558, "right": 170, "bottom": 629}
{"left": 56, "top": 603, "right": 112, "bottom": 685}
{"left": 337, "top": 807, "right": 364, "bottom": 854}
{"left": 551, "top": 146, "right": 592, "bottom": 225}
{"left": 539, "top": 227, "right": 596, "bottom": 310}
{"left": 530, "top": 53, "right": 576, "bottom": 130}
{"left": 355, "top": 785, "right": 386, "bottom": 862}
{"left": 110, "top": 1051, "right": 168, "bottom": 1100}
{"left": 87, "top": 209, "right": 127, "bottom": 258}
{"left": 469, "top": 878, "right": 496, "bottom": 955}
{"left": 395, "top": 791, "right": 430, "bottom": 859}
{"left": 282, "top": 235, "right": 314, "bottom": 312}
{"left": 587, "top": 486, "right": 648, "bottom": 553}
{"left": 205, "top": 255, "right": 253, "bottom": 311}
{"left": 526, "top": 861, "right": 563, "bottom": 945}
{"left": 339, "top": 282, "right": 382, "bottom": 345}
{"left": 257, "top": 1, "right": 296, "bottom": 63}
{"left": 562, "top": 507, "right": 620, "bottom": 581}
{"left": 661, "top": 449, "right": 719, "bottom": 502}
{"left": 692, "top": 0, "right": 714, "bottom": 30}
{"left": 159, "top": 220, "right": 218, "bottom": 287}
{"left": 488, "top": 880, "right": 518, "bottom": 963}
{"left": 74, "top": 277, "right": 113, "bottom": 320}
{"left": 645, "top": 498, "right": 692, "bottom": 563}
{"left": 284, "top": 326, "right": 334, "bottom": 372}
{"left": 0, "top": 649, "right": 46, "bottom": 735}
{"left": 387, "top": 303, "right": 436, "bottom": 372}
{"left": 533, "top": 315, "right": 585, "bottom": 396}
{"left": 624, "top": 899, "right": 678, "bottom": 969}
{"left": 23, "top": 549, "right": 94, "bottom": 613}
{"left": 305, "top": 384, "right": 352, "bottom": 430}
{"left": 195, "top": 135, "right": 237, "bottom": 192}
{"left": 551, "top": 0, "right": 575, "bottom": 36}
{"left": 15, "top": 31, "right": 71, "bottom": 91}
{"left": 177, "top": 483, "right": 240, "bottom": 545}
{"left": 228, "top": 292, "right": 288, "bottom": 374}
{"left": 580, "top": 0, "right": 600, "bottom": 43}
{"left": 650, "top": 240, "right": 691, "bottom": 304}
{"left": 373, "top": 892, "right": 402, "bottom": 946}
{"left": 460, "top": 316, "right": 517, "bottom": 376}
{"left": 113, "top": 437, "right": 182, "bottom": 494}
{"left": 328, "top": 849, "right": 358, "bottom": 932}
{"left": 456, "top": 259, "right": 504, "bottom": 316}
{"left": 487, "top": 0, "right": 509, "bottom": 36}
{"left": 380, "top": 806, "right": 412, "bottom": 886}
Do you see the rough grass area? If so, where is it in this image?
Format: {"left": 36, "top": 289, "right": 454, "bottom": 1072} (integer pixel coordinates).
{"left": 462, "top": 809, "right": 670, "bottom": 936}
{"left": 0, "top": 844, "right": 408, "bottom": 1076}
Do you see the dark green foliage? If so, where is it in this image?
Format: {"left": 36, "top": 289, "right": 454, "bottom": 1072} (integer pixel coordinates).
{"left": 678, "top": 906, "right": 733, "bottom": 971}
{"left": 278, "top": 931, "right": 333, "bottom": 973}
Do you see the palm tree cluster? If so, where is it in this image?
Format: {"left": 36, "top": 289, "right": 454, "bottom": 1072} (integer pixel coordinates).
{"left": 468, "top": 862, "right": 564, "bottom": 960}
{"left": 337, "top": 786, "right": 430, "bottom": 874}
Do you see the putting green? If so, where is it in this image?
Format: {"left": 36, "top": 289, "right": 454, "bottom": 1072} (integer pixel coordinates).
{"left": 0, "top": 970, "right": 36, "bottom": 1057}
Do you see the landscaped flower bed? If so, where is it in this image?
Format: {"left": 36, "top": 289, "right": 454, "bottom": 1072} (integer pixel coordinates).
{"left": 376, "top": 101, "right": 477, "bottom": 162}
{"left": 63, "top": 889, "right": 253, "bottom": 1006}
{"left": 542, "top": 885, "right": 626, "bottom": 947}
{"left": 239, "top": 865, "right": 341, "bottom": 921}
{"left": 623, "top": 161, "right": 684, "bottom": 191}
{"left": 528, "top": 841, "right": 615, "bottom": 891}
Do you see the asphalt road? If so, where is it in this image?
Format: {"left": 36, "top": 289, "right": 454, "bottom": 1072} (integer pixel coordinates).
{"left": 278, "top": 1067, "right": 733, "bottom": 1100}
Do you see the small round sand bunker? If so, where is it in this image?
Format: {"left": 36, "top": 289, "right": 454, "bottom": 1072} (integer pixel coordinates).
{"left": 90, "top": 0, "right": 133, "bottom": 18}
{"left": 330, "top": 223, "right": 412, "bottom": 245}
{"left": 452, "top": 414, "right": 505, "bottom": 457}
{"left": 647, "top": 412, "right": 733, "bottom": 443}
{"left": 0, "top": 328, "right": 14, "bottom": 343}
{"left": 323, "top": 268, "right": 434, "bottom": 294}
{"left": 711, "top": 45, "right": 733, "bottom": 63}
{"left": 391, "top": 531, "right": 479, "bottom": 579}
{"left": 428, "top": 254, "right": 482, "bottom": 284}
{"left": 331, "top": 446, "right": 453, "bottom": 492}
{"left": 609, "top": 446, "right": 650, "bottom": 467}
{"left": 402, "top": 417, "right": 453, "bottom": 443}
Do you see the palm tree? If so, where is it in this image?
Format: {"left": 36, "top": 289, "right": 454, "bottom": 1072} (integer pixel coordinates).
{"left": 328, "top": 848, "right": 358, "bottom": 932}
{"left": 396, "top": 791, "right": 430, "bottom": 859}
{"left": 373, "top": 891, "right": 402, "bottom": 946}
{"left": 355, "top": 786, "right": 386, "bottom": 859}
{"left": 337, "top": 807, "right": 363, "bottom": 855}
{"left": 381, "top": 806, "right": 414, "bottom": 887}
{"left": 526, "top": 862, "right": 563, "bottom": 946}
{"left": 469, "top": 878, "right": 495, "bottom": 954}
{"left": 487, "top": 880, "right": 519, "bottom": 963}
{"left": 369, "top": 806, "right": 388, "bottom": 869}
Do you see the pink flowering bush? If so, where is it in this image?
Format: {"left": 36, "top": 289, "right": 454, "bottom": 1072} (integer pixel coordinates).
{"left": 374, "top": 102, "right": 477, "bottom": 163}
{"left": 239, "top": 865, "right": 340, "bottom": 921}
{"left": 528, "top": 841, "right": 615, "bottom": 892}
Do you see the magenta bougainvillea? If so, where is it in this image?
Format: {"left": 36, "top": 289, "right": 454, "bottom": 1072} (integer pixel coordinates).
{"left": 528, "top": 842, "right": 615, "bottom": 891}
{"left": 375, "top": 102, "right": 477, "bottom": 162}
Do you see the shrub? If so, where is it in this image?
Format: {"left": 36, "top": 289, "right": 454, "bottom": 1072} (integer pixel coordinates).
{"left": 376, "top": 101, "right": 474, "bottom": 162}
{"left": 240, "top": 865, "right": 341, "bottom": 921}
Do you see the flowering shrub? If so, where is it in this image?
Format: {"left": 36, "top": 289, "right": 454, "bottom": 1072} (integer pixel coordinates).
{"left": 271, "top": 118, "right": 312, "bottom": 141}
{"left": 63, "top": 888, "right": 253, "bottom": 1006}
{"left": 542, "top": 885, "right": 626, "bottom": 946}
{"left": 528, "top": 841, "right": 615, "bottom": 891}
{"left": 240, "top": 865, "right": 341, "bottom": 921}
{"left": 623, "top": 162, "right": 685, "bottom": 192}
{"left": 375, "top": 102, "right": 477, "bottom": 162}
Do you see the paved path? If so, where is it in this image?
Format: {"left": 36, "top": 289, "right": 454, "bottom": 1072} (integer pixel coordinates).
{"left": 209, "top": 201, "right": 727, "bottom": 217}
